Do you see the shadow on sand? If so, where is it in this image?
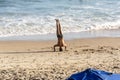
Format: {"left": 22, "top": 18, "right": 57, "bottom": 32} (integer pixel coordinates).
{"left": 0, "top": 50, "right": 54, "bottom": 54}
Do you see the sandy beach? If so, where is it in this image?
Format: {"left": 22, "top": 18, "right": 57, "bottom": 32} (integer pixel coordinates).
{"left": 0, "top": 37, "right": 120, "bottom": 79}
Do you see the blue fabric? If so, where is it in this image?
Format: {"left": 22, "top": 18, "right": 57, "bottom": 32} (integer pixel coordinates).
{"left": 67, "top": 68, "right": 120, "bottom": 80}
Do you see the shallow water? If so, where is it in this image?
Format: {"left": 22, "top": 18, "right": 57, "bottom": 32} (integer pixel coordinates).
{"left": 0, "top": 29, "right": 119, "bottom": 41}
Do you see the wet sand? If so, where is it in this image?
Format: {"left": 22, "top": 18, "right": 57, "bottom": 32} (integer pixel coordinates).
{"left": 0, "top": 37, "right": 120, "bottom": 79}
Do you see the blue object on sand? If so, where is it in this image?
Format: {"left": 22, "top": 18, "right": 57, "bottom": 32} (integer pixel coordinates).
{"left": 67, "top": 68, "right": 120, "bottom": 80}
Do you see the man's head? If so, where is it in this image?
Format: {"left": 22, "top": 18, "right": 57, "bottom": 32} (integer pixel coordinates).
{"left": 59, "top": 47, "right": 63, "bottom": 51}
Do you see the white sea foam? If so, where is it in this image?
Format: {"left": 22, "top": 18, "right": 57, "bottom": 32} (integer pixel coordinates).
{"left": 0, "top": 15, "right": 120, "bottom": 37}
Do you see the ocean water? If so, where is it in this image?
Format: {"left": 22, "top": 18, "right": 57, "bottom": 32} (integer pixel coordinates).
{"left": 0, "top": 0, "right": 120, "bottom": 38}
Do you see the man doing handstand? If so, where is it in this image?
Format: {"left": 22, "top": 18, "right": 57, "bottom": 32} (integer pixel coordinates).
{"left": 54, "top": 19, "right": 67, "bottom": 52}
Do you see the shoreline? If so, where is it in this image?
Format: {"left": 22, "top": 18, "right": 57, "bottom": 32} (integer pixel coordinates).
{"left": 0, "top": 37, "right": 120, "bottom": 79}
{"left": 0, "top": 29, "right": 119, "bottom": 41}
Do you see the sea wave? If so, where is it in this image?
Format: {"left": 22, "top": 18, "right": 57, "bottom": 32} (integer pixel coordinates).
{"left": 0, "top": 15, "right": 120, "bottom": 37}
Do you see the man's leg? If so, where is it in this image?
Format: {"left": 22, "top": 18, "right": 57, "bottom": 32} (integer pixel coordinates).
{"left": 56, "top": 22, "right": 61, "bottom": 36}
{"left": 59, "top": 23, "right": 63, "bottom": 36}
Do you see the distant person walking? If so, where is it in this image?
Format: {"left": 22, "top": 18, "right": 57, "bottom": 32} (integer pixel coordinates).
{"left": 54, "top": 19, "right": 67, "bottom": 51}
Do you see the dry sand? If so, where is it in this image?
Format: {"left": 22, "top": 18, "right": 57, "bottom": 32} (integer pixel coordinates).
{"left": 0, "top": 37, "right": 120, "bottom": 80}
